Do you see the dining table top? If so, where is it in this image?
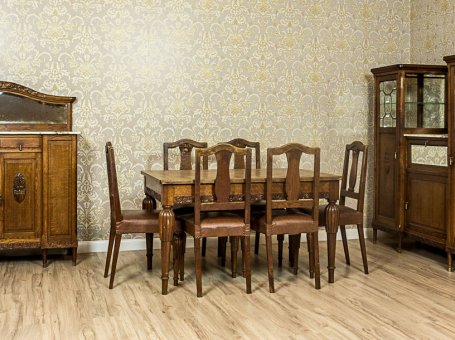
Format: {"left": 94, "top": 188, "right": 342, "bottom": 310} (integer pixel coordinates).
{"left": 141, "top": 168, "right": 341, "bottom": 184}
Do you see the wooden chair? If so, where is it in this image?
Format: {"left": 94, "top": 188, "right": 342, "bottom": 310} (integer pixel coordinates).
{"left": 104, "top": 142, "right": 169, "bottom": 289}
{"left": 218, "top": 138, "right": 261, "bottom": 267}
{"left": 178, "top": 143, "right": 252, "bottom": 297}
{"left": 163, "top": 139, "right": 208, "bottom": 281}
{"left": 314, "top": 141, "right": 369, "bottom": 274}
{"left": 252, "top": 143, "right": 321, "bottom": 292}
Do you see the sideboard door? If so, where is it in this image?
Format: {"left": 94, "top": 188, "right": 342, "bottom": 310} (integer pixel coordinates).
{"left": 0, "top": 153, "right": 42, "bottom": 241}
{"left": 41, "top": 136, "right": 77, "bottom": 249}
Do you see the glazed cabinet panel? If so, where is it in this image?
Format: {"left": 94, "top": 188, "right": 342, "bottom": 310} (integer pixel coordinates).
{"left": 0, "top": 152, "right": 42, "bottom": 241}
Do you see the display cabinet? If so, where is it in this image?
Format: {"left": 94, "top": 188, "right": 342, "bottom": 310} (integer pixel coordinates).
{"left": 371, "top": 64, "right": 452, "bottom": 269}
{"left": 0, "top": 81, "right": 78, "bottom": 266}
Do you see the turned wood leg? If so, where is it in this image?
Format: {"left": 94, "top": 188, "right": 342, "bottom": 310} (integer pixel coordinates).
{"left": 42, "top": 249, "right": 48, "bottom": 268}
{"left": 146, "top": 233, "right": 154, "bottom": 271}
{"left": 72, "top": 247, "right": 77, "bottom": 266}
{"left": 340, "top": 225, "right": 350, "bottom": 265}
{"left": 142, "top": 194, "right": 156, "bottom": 211}
{"left": 289, "top": 234, "right": 295, "bottom": 267}
{"left": 159, "top": 205, "right": 176, "bottom": 295}
{"left": 325, "top": 200, "right": 339, "bottom": 284}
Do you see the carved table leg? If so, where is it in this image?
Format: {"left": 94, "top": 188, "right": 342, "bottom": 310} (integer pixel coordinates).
{"left": 325, "top": 200, "right": 339, "bottom": 284}
{"left": 142, "top": 194, "right": 156, "bottom": 211}
{"left": 159, "top": 205, "right": 175, "bottom": 295}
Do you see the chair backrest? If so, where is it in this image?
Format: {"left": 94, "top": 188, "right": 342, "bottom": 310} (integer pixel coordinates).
{"left": 266, "top": 143, "right": 320, "bottom": 223}
{"left": 163, "top": 139, "right": 208, "bottom": 170}
{"left": 339, "top": 141, "right": 368, "bottom": 212}
{"left": 226, "top": 138, "right": 261, "bottom": 169}
{"left": 105, "top": 142, "right": 123, "bottom": 224}
{"left": 194, "top": 143, "right": 252, "bottom": 227}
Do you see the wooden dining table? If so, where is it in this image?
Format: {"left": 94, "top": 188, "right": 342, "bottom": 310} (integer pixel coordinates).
{"left": 141, "top": 168, "right": 341, "bottom": 295}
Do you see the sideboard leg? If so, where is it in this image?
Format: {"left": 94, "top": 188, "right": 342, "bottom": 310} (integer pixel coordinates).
{"left": 448, "top": 251, "right": 453, "bottom": 272}
{"left": 372, "top": 227, "right": 377, "bottom": 244}
{"left": 42, "top": 249, "right": 48, "bottom": 268}
{"left": 142, "top": 194, "right": 156, "bottom": 211}
{"left": 72, "top": 247, "right": 77, "bottom": 266}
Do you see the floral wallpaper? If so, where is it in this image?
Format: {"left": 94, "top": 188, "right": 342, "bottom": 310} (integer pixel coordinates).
{"left": 411, "top": 0, "right": 455, "bottom": 64}
{"left": 0, "top": 0, "right": 411, "bottom": 241}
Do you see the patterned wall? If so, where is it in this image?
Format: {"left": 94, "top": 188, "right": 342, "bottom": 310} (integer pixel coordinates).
{"left": 0, "top": 0, "right": 411, "bottom": 241}
{"left": 411, "top": 0, "right": 455, "bottom": 64}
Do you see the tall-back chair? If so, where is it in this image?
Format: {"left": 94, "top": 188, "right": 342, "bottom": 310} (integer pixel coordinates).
{"left": 317, "top": 141, "right": 369, "bottom": 274}
{"left": 252, "top": 143, "right": 321, "bottom": 292}
{"left": 178, "top": 143, "right": 252, "bottom": 297}
{"left": 104, "top": 142, "right": 166, "bottom": 289}
{"left": 163, "top": 139, "right": 208, "bottom": 281}
{"left": 217, "top": 138, "right": 261, "bottom": 267}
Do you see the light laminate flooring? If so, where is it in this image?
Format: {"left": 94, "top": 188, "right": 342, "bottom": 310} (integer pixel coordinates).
{"left": 1, "top": 236, "right": 455, "bottom": 339}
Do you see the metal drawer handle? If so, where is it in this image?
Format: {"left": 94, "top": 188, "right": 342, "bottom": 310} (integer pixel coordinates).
{"left": 19, "top": 144, "right": 23, "bottom": 151}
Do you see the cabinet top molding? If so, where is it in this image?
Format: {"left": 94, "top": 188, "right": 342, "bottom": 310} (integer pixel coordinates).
{"left": 371, "top": 64, "right": 447, "bottom": 75}
{"left": 0, "top": 81, "right": 76, "bottom": 132}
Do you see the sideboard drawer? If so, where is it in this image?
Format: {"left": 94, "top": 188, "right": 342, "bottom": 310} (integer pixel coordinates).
{"left": 0, "top": 136, "right": 42, "bottom": 152}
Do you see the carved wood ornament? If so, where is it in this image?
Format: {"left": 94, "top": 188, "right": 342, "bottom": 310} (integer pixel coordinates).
{"left": 13, "top": 173, "right": 26, "bottom": 203}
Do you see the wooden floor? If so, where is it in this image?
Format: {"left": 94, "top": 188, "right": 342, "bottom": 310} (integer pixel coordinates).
{"left": 1, "top": 236, "right": 455, "bottom": 339}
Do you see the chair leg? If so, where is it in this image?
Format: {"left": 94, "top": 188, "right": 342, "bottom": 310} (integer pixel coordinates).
{"left": 357, "top": 224, "right": 369, "bottom": 274}
{"left": 231, "top": 236, "right": 239, "bottom": 278}
{"left": 180, "top": 232, "right": 187, "bottom": 281}
{"left": 254, "top": 231, "right": 260, "bottom": 255}
{"left": 202, "top": 237, "right": 207, "bottom": 257}
{"left": 109, "top": 233, "right": 122, "bottom": 289}
{"left": 291, "top": 234, "right": 301, "bottom": 275}
{"left": 277, "top": 234, "right": 284, "bottom": 267}
{"left": 172, "top": 233, "right": 181, "bottom": 286}
{"left": 265, "top": 235, "right": 275, "bottom": 293}
{"left": 243, "top": 235, "right": 252, "bottom": 294}
{"left": 340, "top": 225, "right": 351, "bottom": 265}
{"left": 220, "top": 237, "right": 228, "bottom": 267}
{"left": 146, "top": 233, "right": 154, "bottom": 271}
{"left": 194, "top": 238, "right": 203, "bottom": 297}
{"left": 289, "top": 235, "right": 295, "bottom": 267}
{"left": 104, "top": 227, "right": 116, "bottom": 278}
{"left": 312, "top": 232, "right": 321, "bottom": 289}
{"left": 307, "top": 233, "right": 314, "bottom": 278}
{"left": 241, "top": 236, "right": 246, "bottom": 278}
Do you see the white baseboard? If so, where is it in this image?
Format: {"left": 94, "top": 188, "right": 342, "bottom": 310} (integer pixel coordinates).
{"left": 78, "top": 228, "right": 366, "bottom": 254}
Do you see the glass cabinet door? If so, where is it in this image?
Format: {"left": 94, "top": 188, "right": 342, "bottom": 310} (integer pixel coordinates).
{"left": 404, "top": 74, "right": 446, "bottom": 129}
{"left": 379, "top": 80, "right": 397, "bottom": 128}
